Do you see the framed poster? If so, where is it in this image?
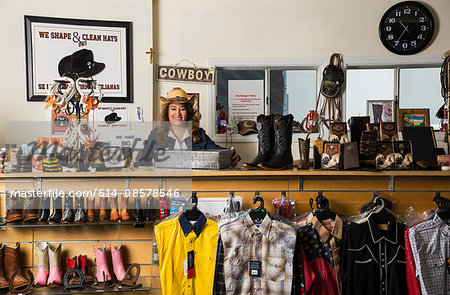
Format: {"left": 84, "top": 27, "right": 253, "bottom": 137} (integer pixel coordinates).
{"left": 398, "top": 108, "right": 430, "bottom": 132}
{"left": 367, "top": 100, "right": 394, "bottom": 123}
{"left": 25, "top": 15, "right": 132, "bottom": 103}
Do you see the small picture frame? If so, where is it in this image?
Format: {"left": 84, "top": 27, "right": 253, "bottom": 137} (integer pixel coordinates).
{"left": 367, "top": 100, "right": 394, "bottom": 123}
{"left": 397, "top": 108, "right": 430, "bottom": 132}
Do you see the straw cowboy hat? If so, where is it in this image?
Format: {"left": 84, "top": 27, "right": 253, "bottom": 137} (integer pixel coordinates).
{"left": 160, "top": 87, "right": 195, "bottom": 106}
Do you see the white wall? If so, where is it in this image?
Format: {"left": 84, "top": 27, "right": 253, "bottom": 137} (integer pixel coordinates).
{"left": 0, "top": 0, "right": 153, "bottom": 145}
{"left": 153, "top": 0, "right": 450, "bottom": 161}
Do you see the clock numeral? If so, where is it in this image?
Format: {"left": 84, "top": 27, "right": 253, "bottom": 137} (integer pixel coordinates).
{"left": 388, "top": 18, "right": 396, "bottom": 23}
{"left": 404, "top": 8, "right": 411, "bottom": 14}
{"left": 420, "top": 25, "right": 428, "bottom": 31}
{"left": 417, "top": 34, "right": 423, "bottom": 40}
{"left": 411, "top": 40, "right": 417, "bottom": 47}
{"left": 414, "top": 10, "right": 419, "bottom": 17}
{"left": 394, "top": 41, "right": 399, "bottom": 47}
{"left": 387, "top": 34, "right": 394, "bottom": 41}
{"left": 395, "top": 11, "right": 401, "bottom": 17}
{"left": 419, "top": 17, "right": 425, "bottom": 22}
{"left": 402, "top": 42, "right": 408, "bottom": 49}
{"left": 385, "top": 26, "right": 392, "bottom": 32}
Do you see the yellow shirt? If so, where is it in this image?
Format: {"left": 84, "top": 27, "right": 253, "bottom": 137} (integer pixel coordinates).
{"left": 155, "top": 213, "right": 218, "bottom": 295}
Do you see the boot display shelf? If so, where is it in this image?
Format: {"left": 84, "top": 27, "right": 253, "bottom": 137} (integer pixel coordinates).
{"left": 0, "top": 220, "right": 153, "bottom": 229}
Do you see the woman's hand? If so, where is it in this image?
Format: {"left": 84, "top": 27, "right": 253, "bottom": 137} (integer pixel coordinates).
{"left": 231, "top": 146, "right": 241, "bottom": 167}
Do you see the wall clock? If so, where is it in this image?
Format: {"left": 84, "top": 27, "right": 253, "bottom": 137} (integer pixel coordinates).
{"left": 379, "top": 1, "right": 434, "bottom": 55}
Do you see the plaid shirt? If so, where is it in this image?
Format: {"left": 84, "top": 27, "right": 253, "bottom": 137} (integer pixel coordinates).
{"left": 408, "top": 214, "right": 450, "bottom": 295}
{"left": 213, "top": 214, "right": 297, "bottom": 295}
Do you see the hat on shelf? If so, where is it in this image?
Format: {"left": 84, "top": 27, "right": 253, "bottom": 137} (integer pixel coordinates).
{"left": 237, "top": 120, "right": 257, "bottom": 135}
{"left": 58, "top": 49, "right": 105, "bottom": 78}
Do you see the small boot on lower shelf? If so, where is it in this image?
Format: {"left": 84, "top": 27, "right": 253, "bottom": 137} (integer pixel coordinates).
{"left": 4, "top": 243, "right": 29, "bottom": 289}
{"left": 66, "top": 256, "right": 78, "bottom": 284}
{"left": 34, "top": 242, "right": 49, "bottom": 286}
{"left": 92, "top": 244, "right": 114, "bottom": 289}
{"left": 0, "top": 244, "right": 9, "bottom": 290}
{"left": 78, "top": 255, "right": 94, "bottom": 283}
{"left": 47, "top": 243, "right": 62, "bottom": 286}
{"left": 110, "top": 243, "right": 127, "bottom": 282}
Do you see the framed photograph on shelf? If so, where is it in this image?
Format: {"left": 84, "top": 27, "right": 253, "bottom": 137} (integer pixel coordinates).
{"left": 367, "top": 100, "right": 394, "bottom": 123}
{"left": 397, "top": 108, "right": 430, "bottom": 132}
{"left": 25, "top": 15, "right": 133, "bottom": 102}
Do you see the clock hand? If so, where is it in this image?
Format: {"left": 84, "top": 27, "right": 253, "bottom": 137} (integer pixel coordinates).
{"left": 396, "top": 27, "right": 408, "bottom": 42}
{"left": 399, "top": 21, "right": 410, "bottom": 33}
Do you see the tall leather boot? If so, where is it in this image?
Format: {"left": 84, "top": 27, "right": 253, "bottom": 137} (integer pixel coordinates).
{"left": 119, "top": 194, "right": 130, "bottom": 221}
{"left": 0, "top": 244, "right": 8, "bottom": 290}
{"left": 34, "top": 242, "right": 49, "bottom": 286}
{"left": 47, "top": 243, "right": 62, "bottom": 285}
{"left": 110, "top": 243, "right": 127, "bottom": 282}
{"left": 74, "top": 196, "right": 87, "bottom": 223}
{"left": 132, "top": 196, "right": 144, "bottom": 222}
{"left": 60, "top": 195, "right": 74, "bottom": 223}
{"left": 93, "top": 244, "right": 112, "bottom": 282}
{"left": 4, "top": 243, "right": 29, "bottom": 289}
{"left": 242, "top": 114, "right": 274, "bottom": 169}
{"left": 145, "top": 197, "right": 157, "bottom": 221}
{"left": 110, "top": 196, "right": 119, "bottom": 221}
{"left": 87, "top": 197, "right": 95, "bottom": 222}
{"left": 258, "top": 114, "right": 294, "bottom": 170}
{"left": 23, "top": 195, "right": 38, "bottom": 223}
{"left": 6, "top": 193, "right": 22, "bottom": 223}
{"left": 38, "top": 196, "right": 50, "bottom": 223}
{"left": 48, "top": 196, "right": 62, "bottom": 224}
{"left": 99, "top": 197, "right": 108, "bottom": 222}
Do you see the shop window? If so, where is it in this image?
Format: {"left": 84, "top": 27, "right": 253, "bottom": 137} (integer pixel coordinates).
{"left": 215, "top": 68, "right": 317, "bottom": 135}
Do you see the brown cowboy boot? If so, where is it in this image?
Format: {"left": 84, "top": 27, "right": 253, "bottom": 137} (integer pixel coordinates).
{"left": 23, "top": 195, "right": 38, "bottom": 223}
{"left": 0, "top": 244, "right": 9, "bottom": 290}
{"left": 110, "top": 196, "right": 119, "bottom": 221}
{"left": 99, "top": 197, "right": 108, "bottom": 221}
{"left": 4, "top": 243, "right": 29, "bottom": 289}
{"left": 119, "top": 194, "right": 130, "bottom": 221}
{"left": 6, "top": 193, "right": 22, "bottom": 223}
{"left": 87, "top": 197, "right": 95, "bottom": 222}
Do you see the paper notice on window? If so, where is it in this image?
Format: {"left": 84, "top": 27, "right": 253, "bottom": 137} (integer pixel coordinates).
{"left": 228, "top": 80, "right": 264, "bottom": 128}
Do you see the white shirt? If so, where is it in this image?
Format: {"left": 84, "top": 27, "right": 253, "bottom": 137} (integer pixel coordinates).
{"left": 167, "top": 128, "right": 190, "bottom": 150}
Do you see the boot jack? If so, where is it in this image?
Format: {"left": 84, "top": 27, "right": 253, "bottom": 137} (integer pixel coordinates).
{"left": 23, "top": 195, "right": 38, "bottom": 223}
{"left": 47, "top": 243, "right": 62, "bottom": 285}
{"left": 6, "top": 193, "right": 22, "bottom": 223}
{"left": 110, "top": 196, "right": 119, "bottom": 221}
{"left": 78, "top": 255, "right": 94, "bottom": 283}
{"left": 119, "top": 194, "right": 130, "bottom": 221}
{"left": 87, "top": 197, "right": 95, "bottom": 222}
{"left": 37, "top": 196, "right": 50, "bottom": 223}
{"left": 0, "top": 244, "right": 8, "bottom": 290}
{"left": 99, "top": 197, "right": 108, "bottom": 221}
{"left": 110, "top": 243, "right": 127, "bottom": 282}
{"left": 48, "top": 196, "right": 62, "bottom": 224}
{"left": 242, "top": 114, "right": 274, "bottom": 169}
{"left": 4, "top": 243, "right": 29, "bottom": 289}
{"left": 61, "top": 195, "right": 74, "bottom": 223}
{"left": 34, "top": 242, "right": 49, "bottom": 286}
{"left": 66, "top": 256, "right": 78, "bottom": 284}
{"left": 132, "top": 196, "right": 144, "bottom": 222}
{"left": 258, "top": 114, "right": 294, "bottom": 170}
{"left": 74, "top": 196, "right": 87, "bottom": 223}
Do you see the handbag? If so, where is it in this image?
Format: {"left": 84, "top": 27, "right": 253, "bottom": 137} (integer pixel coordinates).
{"left": 320, "top": 53, "right": 345, "bottom": 98}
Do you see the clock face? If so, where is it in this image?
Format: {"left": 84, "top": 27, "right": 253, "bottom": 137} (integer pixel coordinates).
{"left": 379, "top": 1, "right": 434, "bottom": 55}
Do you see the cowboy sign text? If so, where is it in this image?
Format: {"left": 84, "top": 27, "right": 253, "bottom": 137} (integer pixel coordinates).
{"left": 157, "top": 65, "right": 215, "bottom": 84}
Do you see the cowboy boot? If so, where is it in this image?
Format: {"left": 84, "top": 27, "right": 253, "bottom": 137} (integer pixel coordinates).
{"left": 66, "top": 256, "right": 78, "bottom": 284}
{"left": 60, "top": 195, "right": 74, "bottom": 223}
{"left": 258, "top": 114, "right": 294, "bottom": 170}
{"left": 6, "top": 193, "right": 22, "bottom": 223}
{"left": 110, "top": 196, "right": 119, "bottom": 221}
{"left": 0, "top": 244, "right": 8, "bottom": 290}
{"left": 37, "top": 196, "right": 50, "bottom": 223}
{"left": 93, "top": 244, "right": 112, "bottom": 282}
{"left": 78, "top": 255, "right": 94, "bottom": 283}
{"left": 145, "top": 197, "right": 157, "bottom": 221}
{"left": 4, "top": 243, "right": 29, "bottom": 289}
{"left": 47, "top": 243, "right": 62, "bottom": 285}
{"left": 23, "top": 195, "right": 38, "bottom": 223}
{"left": 74, "top": 196, "right": 87, "bottom": 223}
{"left": 110, "top": 243, "right": 127, "bottom": 282}
{"left": 87, "top": 197, "right": 95, "bottom": 222}
{"left": 99, "top": 197, "right": 108, "bottom": 221}
{"left": 119, "top": 194, "right": 130, "bottom": 221}
{"left": 48, "top": 195, "right": 62, "bottom": 224}
{"left": 34, "top": 242, "right": 49, "bottom": 286}
{"left": 242, "top": 114, "right": 274, "bottom": 169}
{"left": 132, "top": 196, "right": 144, "bottom": 222}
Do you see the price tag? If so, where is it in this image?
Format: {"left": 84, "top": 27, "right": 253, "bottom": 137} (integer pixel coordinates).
{"left": 184, "top": 250, "right": 195, "bottom": 278}
{"left": 249, "top": 261, "right": 261, "bottom": 277}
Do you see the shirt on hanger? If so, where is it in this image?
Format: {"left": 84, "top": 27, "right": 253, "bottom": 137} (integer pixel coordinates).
{"left": 213, "top": 213, "right": 297, "bottom": 295}
{"left": 408, "top": 214, "right": 450, "bottom": 295}
{"left": 155, "top": 212, "right": 218, "bottom": 295}
{"left": 404, "top": 224, "right": 423, "bottom": 295}
{"left": 297, "top": 214, "right": 352, "bottom": 295}
{"left": 342, "top": 212, "right": 407, "bottom": 295}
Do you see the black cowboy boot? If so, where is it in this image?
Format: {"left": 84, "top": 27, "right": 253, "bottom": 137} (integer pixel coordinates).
{"left": 38, "top": 196, "right": 50, "bottom": 223}
{"left": 61, "top": 195, "right": 74, "bottom": 223}
{"left": 258, "top": 114, "right": 294, "bottom": 170}
{"left": 132, "top": 197, "right": 144, "bottom": 222}
{"left": 145, "top": 197, "right": 157, "bottom": 221}
{"left": 74, "top": 196, "right": 87, "bottom": 223}
{"left": 242, "top": 114, "right": 274, "bottom": 169}
{"left": 48, "top": 196, "right": 62, "bottom": 223}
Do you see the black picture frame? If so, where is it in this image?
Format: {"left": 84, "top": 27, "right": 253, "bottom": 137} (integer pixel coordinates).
{"left": 25, "top": 15, "right": 133, "bottom": 103}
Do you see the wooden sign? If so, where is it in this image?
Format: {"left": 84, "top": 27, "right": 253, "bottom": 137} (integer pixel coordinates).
{"left": 157, "top": 65, "right": 215, "bottom": 84}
